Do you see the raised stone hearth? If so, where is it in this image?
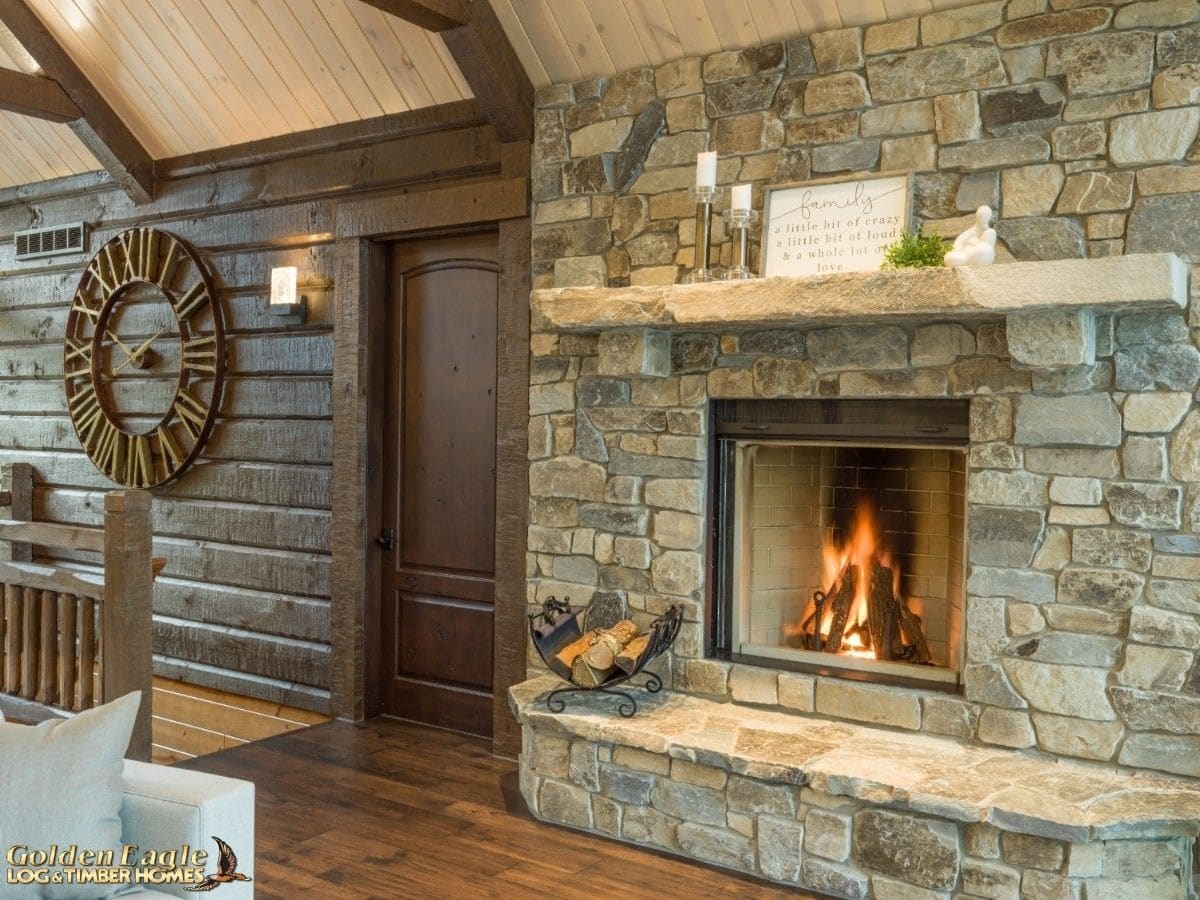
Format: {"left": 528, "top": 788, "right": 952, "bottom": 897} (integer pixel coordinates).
{"left": 513, "top": 676, "right": 1200, "bottom": 897}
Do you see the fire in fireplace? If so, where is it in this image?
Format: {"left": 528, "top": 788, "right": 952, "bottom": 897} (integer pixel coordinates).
{"left": 710, "top": 399, "right": 968, "bottom": 687}
{"left": 788, "top": 499, "right": 932, "bottom": 665}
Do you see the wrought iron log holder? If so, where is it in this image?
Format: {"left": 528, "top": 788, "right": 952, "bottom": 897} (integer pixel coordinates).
{"left": 530, "top": 597, "right": 683, "bottom": 718}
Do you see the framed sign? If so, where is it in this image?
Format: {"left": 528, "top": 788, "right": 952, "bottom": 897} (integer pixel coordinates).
{"left": 760, "top": 172, "right": 912, "bottom": 277}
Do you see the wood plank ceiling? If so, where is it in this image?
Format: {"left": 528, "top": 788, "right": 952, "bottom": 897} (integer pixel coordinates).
{"left": 491, "top": 0, "right": 980, "bottom": 87}
{"left": 0, "top": 0, "right": 978, "bottom": 191}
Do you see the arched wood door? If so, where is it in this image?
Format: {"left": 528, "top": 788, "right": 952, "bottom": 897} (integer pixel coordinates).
{"left": 380, "top": 232, "right": 499, "bottom": 736}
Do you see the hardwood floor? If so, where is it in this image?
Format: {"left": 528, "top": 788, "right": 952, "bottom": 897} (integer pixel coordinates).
{"left": 181, "top": 717, "right": 822, "bottom": 898}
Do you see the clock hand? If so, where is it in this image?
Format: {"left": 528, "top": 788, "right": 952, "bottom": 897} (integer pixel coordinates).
{"left": 113, "top": 328, "right": 166, "bottom": 374}
{"left": 105, "top": 330, "right": 138, "bottom": 366}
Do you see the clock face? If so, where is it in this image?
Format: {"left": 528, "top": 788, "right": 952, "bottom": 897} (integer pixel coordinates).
{"left": 64, "top": 228, "right": 225, "bottom": 488}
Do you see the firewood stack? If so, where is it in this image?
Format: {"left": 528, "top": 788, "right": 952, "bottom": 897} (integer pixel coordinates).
{"left": 555, "top": 619, "right": 647, "bottom": 687}
{"left": 802, "top": 561, "right": 931, "bottom": 664}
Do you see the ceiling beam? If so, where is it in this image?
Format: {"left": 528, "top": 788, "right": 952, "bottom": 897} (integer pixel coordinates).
{"left": 361, "top": 0, "right": 533, "bottom": 143}
{"left": 363, "top": 0, "right": 468, "bottom": 32}
{"left": 0, "top": 0, "right": 154, "bottom": 202}
{"left": 0, "top": 66, "right": 80, "bottom": 122}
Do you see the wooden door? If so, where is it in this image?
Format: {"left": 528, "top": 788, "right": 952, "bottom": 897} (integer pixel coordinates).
{"left": 380, "top": 232, "right": 499, "bottom": 736}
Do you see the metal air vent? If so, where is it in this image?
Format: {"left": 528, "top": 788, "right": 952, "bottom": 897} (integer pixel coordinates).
{"left": 14, "top": 222, "right": 87, "bottom": 261}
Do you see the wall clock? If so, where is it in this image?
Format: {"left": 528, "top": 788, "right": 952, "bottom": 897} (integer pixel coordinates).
{"left": 64, "top": 228, "right": 225, "bottom": 488}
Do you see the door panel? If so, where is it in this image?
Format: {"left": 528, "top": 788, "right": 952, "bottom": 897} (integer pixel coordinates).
{"left": 397, "top": 594, "right": 494, "bottom": 689}
{"left": 381, "top": 232, "right": 499, "bottom": 736}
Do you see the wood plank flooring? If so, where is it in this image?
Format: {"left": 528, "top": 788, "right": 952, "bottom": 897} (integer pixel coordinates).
{"left": 181, "top": 717, "right": 821, "bottom": 898}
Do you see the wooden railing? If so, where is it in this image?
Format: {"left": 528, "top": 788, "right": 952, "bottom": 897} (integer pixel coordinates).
{"left": 0, "top": 463, "right": 158, "bottom": 760}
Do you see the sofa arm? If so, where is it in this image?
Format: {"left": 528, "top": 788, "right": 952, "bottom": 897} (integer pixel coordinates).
{"left": 120, "top": 760, "right": 255, "bottom": 899}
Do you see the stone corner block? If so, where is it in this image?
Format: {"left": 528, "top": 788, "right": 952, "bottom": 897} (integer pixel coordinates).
{"left": 598, "top": 329, "right": 671, "bottom": 377}
{"left": 1006, "top": 309, "right": 1096, "bottom": 370}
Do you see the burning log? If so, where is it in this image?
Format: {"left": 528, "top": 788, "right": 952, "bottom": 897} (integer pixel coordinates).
{"left": 897, "top": 605, "right": 932, "bottom": 665}
{"left": 823, "top": 565, "right": 858, "bottom": 653}
{"left": 866, "top": 565, "right": 894, "bottom": 662}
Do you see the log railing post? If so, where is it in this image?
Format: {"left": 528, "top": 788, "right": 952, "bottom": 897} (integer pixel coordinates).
{"left": 102, "top": 489, "right": 153, "bottom": 761}
{"left": 0, "top": 463, "right": 32, "bottom": 562}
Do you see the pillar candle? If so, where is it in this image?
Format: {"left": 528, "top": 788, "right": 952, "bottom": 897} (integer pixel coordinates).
{"left": 731, "top": 183, "right": 752, "bottom": 211}
{"left": 695, "top": 151, "right": 717, "bottom": 189}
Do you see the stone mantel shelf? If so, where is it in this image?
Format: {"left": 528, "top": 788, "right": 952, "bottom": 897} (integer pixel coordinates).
{"left": 531, "top": 253, "right": 1189, "bottom": 334}
{"left": 512, "top": 676, "right": 1200, "bottom": 842}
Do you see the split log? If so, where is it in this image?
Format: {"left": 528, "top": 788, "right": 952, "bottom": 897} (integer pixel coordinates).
{"left": 866, "top": 565, "right": 894, "bottom": 662}
{"left": 573, "top": 620, "right": 638, "bottom": 687}
{"left": 615, "top": 634, "right": 650, "bottom": 675}
{"left": 898, "top": 604, "right": 932, "bottom": 664}
{"left": 823, "top": 566, "right": 858, "bottom": 653}
{"left": 581, "top": 620, "right": 638, "bottom": 671}
{"left": 554, "top": 630, "right": 597, "bottom": 672}
{"left": 884, "top": 598, "right": 903, "bottom": 660}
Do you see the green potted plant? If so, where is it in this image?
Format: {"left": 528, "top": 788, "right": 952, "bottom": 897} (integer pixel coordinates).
{"left": 880, "top": 230, "right": 950, "bottom": 269}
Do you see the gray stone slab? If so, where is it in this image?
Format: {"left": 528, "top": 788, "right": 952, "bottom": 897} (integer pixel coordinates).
{"left": 531, "top": 255, "right": 1187, "bottom": 333}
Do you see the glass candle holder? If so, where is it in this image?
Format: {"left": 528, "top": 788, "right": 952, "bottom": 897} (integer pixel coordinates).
{"left": 682, "top": 184, "right": 720, "bottom": 283}
{"left": 721, "top": 208, "right": 759, "bottom": 280}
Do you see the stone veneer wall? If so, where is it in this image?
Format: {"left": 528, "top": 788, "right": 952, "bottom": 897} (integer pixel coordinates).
{"left": 528, "top": 307, "right": 1200, "bottom": 777}
{"left": 530, "top": 0, "right": 1200, "bottom": 289}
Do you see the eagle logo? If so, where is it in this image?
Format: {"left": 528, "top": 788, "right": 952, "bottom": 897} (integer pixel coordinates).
{"left": 184, "top": 836, "right": 252, "bottom": 892}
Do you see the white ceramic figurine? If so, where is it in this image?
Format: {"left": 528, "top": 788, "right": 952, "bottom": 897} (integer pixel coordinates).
{"left": 945, "top": 205, "right": 997, "bottom": 267}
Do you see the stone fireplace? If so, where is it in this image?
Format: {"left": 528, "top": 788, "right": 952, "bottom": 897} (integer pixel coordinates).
{"left": 512, "top": 255, "right": 1200, "bottom": 897}
{"left": 712, "top": 398, "right": 968, "bottom": 687}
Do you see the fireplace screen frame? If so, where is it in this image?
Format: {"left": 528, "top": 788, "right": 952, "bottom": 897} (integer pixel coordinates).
{"left": 707, "top": 398, "right": 970, "bottom": 692}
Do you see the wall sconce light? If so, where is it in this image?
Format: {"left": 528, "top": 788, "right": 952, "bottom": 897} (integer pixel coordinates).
{"left": 269, "top": 266, "right": 307, "bottom": 323}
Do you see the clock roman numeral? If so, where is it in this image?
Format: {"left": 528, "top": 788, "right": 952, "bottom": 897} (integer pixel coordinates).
{"left": 70, "top": 291, "right": 102, "bottom": 324}
{"left": 155, "top": 425, "right": 184, "bottom": 480}
{"left": 64, "top": 337, "right": 93, "bottom": 378}
{"left": 85, "top": 255, "right": 116, "bottom": 296}
{"left": 93, "top": 421, "right": 124, "bottom": 479}
{"left": 125, "top": 434, "right": 152, "bottom": 488}
{"left": 181, "top": 335, "right": 218, "bottom": 375}
{"left": 157, "top": 237, "right": 182, "bottom": 290}
{"left": 120, "top": 231, "right": 138, "bottom": 283}
{"left": 119, "top": 229, "right": 161, "bottom": 283}
{"left": 173, "top": 388, "right": 210, "bottom": 441}
{"left": 68, "top": 384, "right": 104, "bottom": 444}
{"left": 174, "top": 282, "right": 209, "bottom": 321}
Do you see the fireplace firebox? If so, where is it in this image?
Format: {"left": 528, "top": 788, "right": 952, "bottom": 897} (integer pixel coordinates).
{"left": 710, "top": 399, "right": 969, "bottom": 688}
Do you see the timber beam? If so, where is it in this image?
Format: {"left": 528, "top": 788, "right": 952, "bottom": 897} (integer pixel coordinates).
{"left": 0, "top": 66, "right": 79, "bottom": 122}
{"left": 360, "top": 0, "right": 533, "bottom": 143}
{"left": 0, "top": 0, "right": 155, "bottom": 202}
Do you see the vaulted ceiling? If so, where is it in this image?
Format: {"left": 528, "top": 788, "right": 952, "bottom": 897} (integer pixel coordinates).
{"left": 0, "top": 0, "right": 977, "bottom": 192}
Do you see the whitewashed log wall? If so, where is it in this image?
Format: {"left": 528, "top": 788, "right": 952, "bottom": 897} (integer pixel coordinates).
{"left": 0, "top": 108, "right": 500, "bottom": 712}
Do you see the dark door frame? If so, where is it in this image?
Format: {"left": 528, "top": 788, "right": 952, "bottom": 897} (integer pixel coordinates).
{"left": 328, "top": 155, "right": 531, "bottom": 756}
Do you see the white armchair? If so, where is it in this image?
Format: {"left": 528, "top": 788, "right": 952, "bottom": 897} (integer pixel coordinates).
{"left": 120, "top": 761, "right": 255, "bottom": 899}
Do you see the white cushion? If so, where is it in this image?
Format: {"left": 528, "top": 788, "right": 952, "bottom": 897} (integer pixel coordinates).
{"left": 119, "top": 761, "right": 254, "bottom": 899}
{"left": 0, "top": 691, "right": 140, "bottom": 900}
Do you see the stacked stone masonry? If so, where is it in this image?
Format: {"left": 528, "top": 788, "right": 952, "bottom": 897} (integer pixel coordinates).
{"left": 531, "top": 0, "right": 1200, "bottom": 288}
{"left": 528, "top": 301, "right": 1200, "bottom": 777}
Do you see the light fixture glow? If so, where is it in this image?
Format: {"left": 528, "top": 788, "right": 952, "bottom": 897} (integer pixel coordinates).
{"left": 268, "top": 266, "right": 306, "bottom": 323}
{"left": 270, "top": 266, "right": 298, "bottom": 308}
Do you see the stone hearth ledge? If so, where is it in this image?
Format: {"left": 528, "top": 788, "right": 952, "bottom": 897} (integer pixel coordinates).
{"left": 510, "top": 675, "right": 1200, "bottom": 843}
{"left": 531, "top": 253, "right": 1188, "bottom": 333}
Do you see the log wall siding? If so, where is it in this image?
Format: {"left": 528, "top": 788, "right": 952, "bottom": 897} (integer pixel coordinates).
{"left": 0, "top": 109, "right": 508, "bottom": 715}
